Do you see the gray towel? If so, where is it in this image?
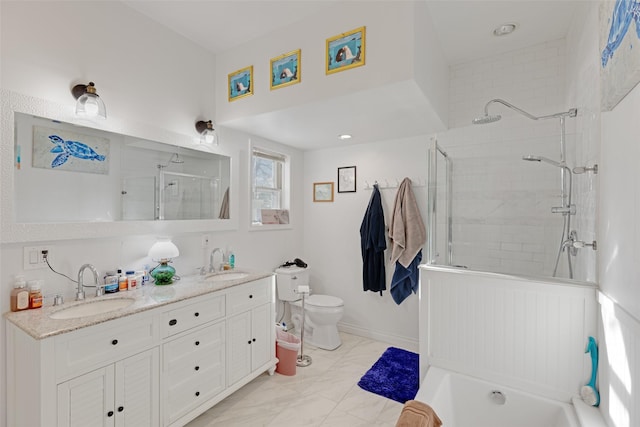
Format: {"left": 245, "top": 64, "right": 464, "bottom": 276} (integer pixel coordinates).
{"left": 389, "top": 178, "right": 426, "bottom": 268}
{"left": 218, "top": 187, "right": 230, "bottom": 219}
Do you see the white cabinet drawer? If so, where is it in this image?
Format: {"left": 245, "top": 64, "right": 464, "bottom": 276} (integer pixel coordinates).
{"left": 55, "top": 313, "right": 156, "bottom": 381}
{"left": 227, "top": 278, "right": 271, "bottom": 315}
{"left": 162, "top": 294, "right": 225, "bottom": 338}
{"left": 163, "top": 321, "right": 225, "bottom": 387}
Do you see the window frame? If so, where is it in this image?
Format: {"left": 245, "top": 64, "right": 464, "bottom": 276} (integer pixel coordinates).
{"left": 250, "top": 146, "right": 291, "bottom": 230}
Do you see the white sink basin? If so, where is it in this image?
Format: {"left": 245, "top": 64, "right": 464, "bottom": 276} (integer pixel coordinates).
{"left": 206, "top": 272, "right": 249, "bottom": 282}
{"left": 50, "top": 298, "right": 135, "bottom": 320}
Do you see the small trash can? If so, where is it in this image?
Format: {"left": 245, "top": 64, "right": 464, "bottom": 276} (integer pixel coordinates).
{"left": 275, "top": 329, "right": 300, "bottom": 376}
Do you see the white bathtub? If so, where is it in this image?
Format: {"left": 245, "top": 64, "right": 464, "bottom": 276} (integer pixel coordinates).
{"left": 415, "top": 366, "right": 579, "bottom": 427}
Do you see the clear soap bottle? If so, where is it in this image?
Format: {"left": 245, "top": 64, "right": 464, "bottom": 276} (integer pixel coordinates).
{"left": 10, "top": 276, "right": 29, "bottom": 312}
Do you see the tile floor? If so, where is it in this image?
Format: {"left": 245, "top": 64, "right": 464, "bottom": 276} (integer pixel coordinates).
{"left": 185, "top": 332, "right": 406, "bottom": 426}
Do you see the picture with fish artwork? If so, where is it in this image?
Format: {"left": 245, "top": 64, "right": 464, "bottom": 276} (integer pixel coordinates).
{"left": 32, "top": 126, "right": 109, "bottom": 174}
{"left": 271, "top": 49, "right": 301, "bottom": 90}
{"left": 326, "top": 26, "right": 365, "bottom": 75}
{"left": 600, "top": 0, "right": 640, "bottom": 111}
{"left": 228, "top": 65, "right": 253, "bottom": 101}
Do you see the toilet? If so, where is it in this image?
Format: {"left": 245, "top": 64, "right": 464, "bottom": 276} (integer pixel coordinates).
{"left": 275, "top": 265, "right": 344, "bottom": 350}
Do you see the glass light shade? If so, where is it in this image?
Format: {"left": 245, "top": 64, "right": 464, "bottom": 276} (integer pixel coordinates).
{"left": 148, "top": 238, "right": 180, "bottom": 261}
{"left": 76, "top": 93, "right": 107, "bottom": 119}
{"left": 201, "top": 128, "right": 217, "bottom": 145}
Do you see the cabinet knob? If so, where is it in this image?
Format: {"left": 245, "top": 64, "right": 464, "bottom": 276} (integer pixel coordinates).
{"left": 117, "top": 406, "right": 124, "bottom": 412}
{"left": 252, "top": 338, "right": 256, "bottom": 342}
{"left": 194, "top": 366, "right": 200, "bottom": 371}
{"left": 248, "top": 340, "right": 252, "bottom": 344}
{"left": 107, "top": 411, "right": 114, "bottom": 417}
{"left": 195, "top": 341, "right": 200, "bottom": 346}
{"left": 194, "top": 312, "right": 200, "bottom": 317}
{"left": 111, "top": 339, "right": 118, "bottom": 346}
{"left": 195, "top": 391, "right": 200, "bottom": 397}
{"left": 249, "top": 294, "right": 253, "bottom": 299}
{"left": 169, "top": 319, "right": 177, "bottom": 326}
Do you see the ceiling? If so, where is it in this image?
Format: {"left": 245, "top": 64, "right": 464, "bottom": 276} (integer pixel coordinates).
{"left": 122, "top": 0, "right": 584, "bottom": 150}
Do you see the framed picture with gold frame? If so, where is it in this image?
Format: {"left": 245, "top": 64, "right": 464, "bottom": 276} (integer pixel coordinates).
{"left": 326, "top": 26, "right": 365, "bottom": 75}
{"left": 228, "top": 65, "right": 253, "bottom": 101}
{"left": 313, "top": 182, "right": 334, "bottom": 202}
{"left": 270, "top": 49, "right": 301, "bottom": 90}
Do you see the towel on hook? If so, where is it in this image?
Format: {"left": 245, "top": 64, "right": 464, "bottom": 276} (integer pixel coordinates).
{"left": 389, "top": 177, "right": 426, "bottom": 267}
{"left": 218, "top": 187, "right": 230, "bottom": 219}
{"left": 389, "top": 178, "right": 425, "bottom": 304}
{"left": 391, "top": 250, "right": 422, "bottom": 304}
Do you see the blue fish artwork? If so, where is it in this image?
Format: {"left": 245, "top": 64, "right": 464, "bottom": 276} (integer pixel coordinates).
{"left": 602, "top": 0, "right": 640, "bottom": 68}
{"left": 48, "top": 134, "right": 106, "bottom": 168}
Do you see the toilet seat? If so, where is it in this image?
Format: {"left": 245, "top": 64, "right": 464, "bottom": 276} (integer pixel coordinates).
{"left": 295, "top": 294, "right": 343, "bottom": 308}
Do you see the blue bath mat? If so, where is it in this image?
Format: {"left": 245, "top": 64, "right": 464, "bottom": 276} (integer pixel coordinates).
{"left": 357, "top": 346, "right": 419, "bottom": 403}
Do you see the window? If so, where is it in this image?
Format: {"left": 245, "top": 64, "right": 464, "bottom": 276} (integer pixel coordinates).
{"left": 251, "top": 148, "right": 288, "bottom": 225}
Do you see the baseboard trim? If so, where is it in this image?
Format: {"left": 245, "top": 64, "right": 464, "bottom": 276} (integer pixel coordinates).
{"left": 337, "top": 322, "right": 418, "bottom": 352}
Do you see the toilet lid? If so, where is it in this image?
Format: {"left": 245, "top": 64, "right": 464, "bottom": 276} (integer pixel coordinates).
{"left": 305, "top": 294, "right": 343, "bottom": 308}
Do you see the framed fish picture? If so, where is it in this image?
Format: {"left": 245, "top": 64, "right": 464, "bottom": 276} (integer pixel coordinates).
{"left": 228, "top": 65, "right": 253, "bottom": 101}
{"left": 326, "top": 26, "right": 365, "bottom": 75}
{"left": 32, "top": 126, "right": 109, "bottom": 174}
{"left": 270, "top": 49, "right": 301, "bottom": 90}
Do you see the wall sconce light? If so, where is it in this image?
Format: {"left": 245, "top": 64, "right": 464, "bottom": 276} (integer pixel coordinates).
{"left": 71, "top": 81, "right": 107, "bottom": 119}
{"left": 195, "top": 120, "right": 218, "bottom": 145}
{"left": 148, "top": 237, "right": 180, "bottom": 285}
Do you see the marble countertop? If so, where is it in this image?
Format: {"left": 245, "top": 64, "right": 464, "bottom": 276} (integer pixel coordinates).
{"left": 4, "top": 270, "right": 273, "bottom": 340}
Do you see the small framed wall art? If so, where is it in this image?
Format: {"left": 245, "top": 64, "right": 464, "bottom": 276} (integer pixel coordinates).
{"left": 228, "top": 65, "right": 253, "bottom": 101}
{"left": 313, "top": 182, "right": 334, "bottom": 202}
{"left": 326, "top": 26, "right": 366, "bottom": 75}
{"left": 337, "top": 166, "right": 356, "bottom": 193}
{"left": 271, "top": 49, "right": 301, "bottom": 90}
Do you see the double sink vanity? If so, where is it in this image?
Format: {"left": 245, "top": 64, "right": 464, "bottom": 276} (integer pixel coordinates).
{"left": 5, "top": 270, "right": 277, "bottom": 427}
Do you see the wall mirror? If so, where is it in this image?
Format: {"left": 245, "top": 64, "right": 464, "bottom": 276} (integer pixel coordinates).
{"left": 1, "top": 90, "right": 238, "bottom": 243}
{"left": 14, "top": 113, "right": 230, "bottom": 222}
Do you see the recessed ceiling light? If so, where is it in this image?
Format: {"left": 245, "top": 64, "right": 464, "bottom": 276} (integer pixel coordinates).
{"left": 493, "top": 23, "right": 517, "bottom": 37}
{"left": 338, "top": 134, "right": 352, "bottom": 140}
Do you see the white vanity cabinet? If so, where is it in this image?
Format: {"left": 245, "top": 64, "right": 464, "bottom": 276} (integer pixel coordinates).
{"left": 226, "top": 277, "right": 274, "bottom": 386}
{"left": 57, "top": 347, "right": 160, "bottom": 427}
{"left": 5, "top": 274, "right": 277, "bottom": 427}
{"left": 161, "top": 295, "right": 226, "bottom": 426}
{"left": 6, "top": 309, "right": 160, "bottom": 427}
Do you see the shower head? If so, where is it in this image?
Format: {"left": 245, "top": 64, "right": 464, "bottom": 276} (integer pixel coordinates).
{"left": 472, "top": 114, "right": 502, "bottom": 125}
{"left": 158, "top": 153, "right": 184, "bottom": 169}
{"left": 522, "top": 155, "right": 564, "bottom": 168}
{"left": 168, "top": 153, "right": 184, "bottom": 164}
{"left": 472, "top": 99, "right": 577, "bottom": 126}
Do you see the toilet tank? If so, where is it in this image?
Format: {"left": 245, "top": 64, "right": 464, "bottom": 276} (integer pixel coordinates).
{"left": 275, "top": 265, "right": 309, "bottom": 301}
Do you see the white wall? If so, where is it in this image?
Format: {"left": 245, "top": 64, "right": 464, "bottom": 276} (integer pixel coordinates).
{"left": 215, "top": 2, "right": 415, "bottom": 123}
{"left": 0, "top": 3, "right": 305, "bottom": 427}
{"left": 599, "top": 82, "right": 640, "bottom": 427}
{"left": 567, "top": 2, "right": 640, "bottom": 425}
{"left": 303, "top": 136, "right": 428, "bottom": 349}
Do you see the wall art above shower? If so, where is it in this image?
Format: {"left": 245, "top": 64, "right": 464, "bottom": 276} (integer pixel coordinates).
{"left": 600, "top": 0, "right": 640, "bottom": 111}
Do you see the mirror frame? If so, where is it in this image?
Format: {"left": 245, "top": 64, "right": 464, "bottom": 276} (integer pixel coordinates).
{"left": 1, "top": 90, "right": 239, "bottom": 243}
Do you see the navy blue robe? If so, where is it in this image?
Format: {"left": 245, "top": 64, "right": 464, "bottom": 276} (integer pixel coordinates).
{"left": 360, "top": 185, "right": 386, "bottom": 294}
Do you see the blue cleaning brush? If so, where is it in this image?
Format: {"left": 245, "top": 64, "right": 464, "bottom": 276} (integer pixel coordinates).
{"left": 580, "top": 336, "right": 600, "bottom": 406}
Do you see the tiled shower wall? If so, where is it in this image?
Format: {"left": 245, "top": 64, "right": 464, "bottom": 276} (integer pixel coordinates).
{"left": 436, "top": 38, "right": 596, "bottom": 282}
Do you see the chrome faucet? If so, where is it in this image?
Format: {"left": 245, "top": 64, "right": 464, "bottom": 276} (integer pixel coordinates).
{"left": 77, "top": 263, "right": 99, "bottom": 301}
{"left": 209, "top": 248, "right": 224, "bottom": 273}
